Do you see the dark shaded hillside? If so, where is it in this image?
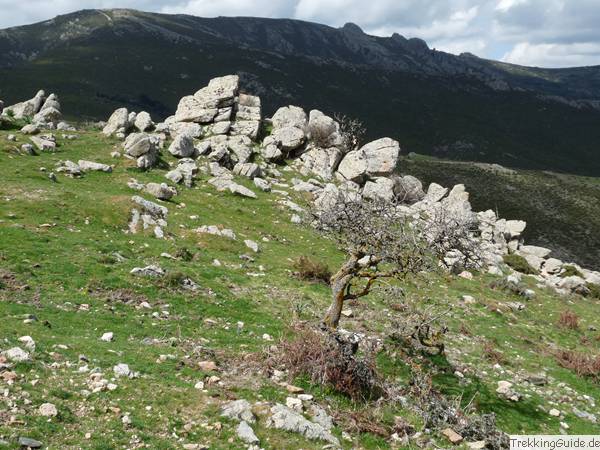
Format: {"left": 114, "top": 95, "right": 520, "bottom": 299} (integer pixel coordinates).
{"left": 1, "top": 9, "right": 600, "bottom": 175}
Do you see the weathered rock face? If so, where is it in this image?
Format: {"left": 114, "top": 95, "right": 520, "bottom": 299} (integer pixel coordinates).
{"left": 2, "top": 90, "right": 46, "bottom": 119}
{"left": 307, "top": 110, "right": 343, "bottom": 148}
{"left": 78, "top": 160, "right": 112, "bottom": 173}
{"left": 362, "top": 177, "right": 396, "bottom": 201}
{"left": 168, "top": 134, "right": 195, "bottom": 158}
{"left": 394, "top": 175, "right": 425, "bottom": 204}
{"left": 103, "top": 108, "right": 130, "bottom": 136}
{"left": 123, "top": 133, "right": 160, "bottom": 169}
{"left": 272, "top": 105, "right": 307, "bottom": 130}
{"left": 336, "top": 137, "right": 400, "bottom": 184}
{"left": 134, "top": 111, "right": 154, "bottom": 132}
{"left": 299, "top": 146, "right": 343, "bottom": 180}
{"left": 174, "top": 75, "right": 239, "bottom": 123}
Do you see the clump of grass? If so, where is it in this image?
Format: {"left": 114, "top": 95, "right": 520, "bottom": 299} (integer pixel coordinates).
{"left": 98, "top": 254, "right": 118, "bottom": 264}
{"left": 270, "top": 324, "right": 383, "bottom": 401}
{"left": 554, "top": 350, "right": 600, "bottom": 379}
{"left": 586, "top": 283, "right": 600, "bottom": 300}
{"left": 558, "top": 310, "right": 580, "bottom": 330}
{"left": 560, "top": 265, "right": 583, "bottom": 278}
{"left": 503, "top": 253, "right": 538, "bottom": 275}
{"left": 292, "top": 256, "right": 331, "bottom": 284}
{"left": 162, "top": 271, "right": 187, "bottom": 288}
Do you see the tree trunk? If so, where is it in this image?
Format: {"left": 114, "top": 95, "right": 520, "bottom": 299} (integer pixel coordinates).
{"left": 322, "top": 255, "right": 360, "bottom": 328}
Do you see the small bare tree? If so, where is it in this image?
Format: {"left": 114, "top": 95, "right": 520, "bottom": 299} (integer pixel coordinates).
{"left": 312, "top": 193, "right": 481, "bottom": 328}
{"left": 334, "top": 113, "right": 366, "bottom": 153}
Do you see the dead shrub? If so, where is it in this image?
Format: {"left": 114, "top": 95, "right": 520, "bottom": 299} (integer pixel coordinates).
{"left": 482, "top": 341, "right": 505, "bottom": 364}
{"left": 558, "top": 310, "right": 580, "bottom": 330}
{"left": 292, "top": 256, "right": 331, "bottom": 284}
{"left": 87, "top": 286, "right": 150, "bottom": 306}
{"left": 0, "top": 269, "right": 29, "bottom": 291}
{"left": 270, "top": 324, "right": 383, "bottom": 401}
{"left": 554, "top": 350, "right": 600, "bottom": 379}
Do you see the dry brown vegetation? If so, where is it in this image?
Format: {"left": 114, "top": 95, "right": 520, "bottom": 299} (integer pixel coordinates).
{"left": 554, "top": 350, "right": 600, "bottom": 379}
{"left": 558, "top": 310, "right": 580, "bottom": 330}
{"left": 292, "top": 256, "right": 331, "bottom": 284}
{"left": 270, "top": 324, "right": 382, "bottom": 401}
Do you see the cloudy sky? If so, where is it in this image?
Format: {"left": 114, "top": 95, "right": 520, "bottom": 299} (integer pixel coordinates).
{"left": 1, "top": 0, "right": 599, "bottom": 68}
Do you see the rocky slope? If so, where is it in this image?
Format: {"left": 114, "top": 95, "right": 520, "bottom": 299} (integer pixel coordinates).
{"left": 2, "top": 76, "right": 600, "bottom": 449}
{"left": 1, "top": 9, "right": 600, "bottom": 175}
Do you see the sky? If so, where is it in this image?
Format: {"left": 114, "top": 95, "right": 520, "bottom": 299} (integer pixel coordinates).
{"left": 1, "top": 0, "right": 599, "bottom": 68}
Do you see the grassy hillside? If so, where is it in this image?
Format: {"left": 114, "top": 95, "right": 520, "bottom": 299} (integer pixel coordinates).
{"left": 1, "top": 127, "right": 600, "bottom": 449}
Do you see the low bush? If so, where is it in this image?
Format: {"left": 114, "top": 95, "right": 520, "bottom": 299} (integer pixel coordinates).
{"left": 554, "top": 350, "right": 600, "bottom": 379}
{"left": 271, "top": 325, "right": 383, "bottom": 401}
{"left": 292, "top": 256, "right": 331, "bottom": 284}
{"left": 560, "top": 265, "right": 583, "bottom": 278}
{"left": 503, "top": 253, "right": 538, "bottom": 275}
{"left": 588, "top": 283, "right": 600, "bottom": 299}
{"left": 558, "top": 310, "right": 580, "bottom": 330}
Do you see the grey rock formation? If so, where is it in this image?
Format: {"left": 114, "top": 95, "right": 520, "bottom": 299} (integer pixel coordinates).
{"left": 103, "top": 108, "right": 130, "bottom": 136}
{"left": 266, "top": 403, "right": 339, "bottom": 446}
{"left": 144, "top": 182, "right": 177, "bottom": 201}
{"left": 78, "top": 160, "right": 112, "bottom": 173}
{"left": 134, "top": 111, "right": 154, "bottom": 132}
{"left": 168, "top": 134, "right": 195, "bottom": 158}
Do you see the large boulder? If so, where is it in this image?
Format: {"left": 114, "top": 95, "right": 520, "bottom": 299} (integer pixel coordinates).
{"left": 336, "top": 147, "right": 367, "bottom": 183}
{"left": 174, "top": 75, "right": 239, "bottom": 123}
{"left": 33, "top": 106, "right": 61, "bottom": 125}
{"left": 144, "top": 182, "right": 177, "bottom": 201}
{"left": 124, "top": 133, "right": 156, "bottom": 157}
{"left": 270, "top": 126, "right": 306, "bottom": 152}
{"left": 393, "top": 175, "right": 425, "bottom": 204}
{"left": 337, "top": 137, "right": 400, "bottom": 183}
{"left": 169, "top": 122, "right": 203, "bottom": 139}
{"left": 168, "top": 134, "right": 195, "bottom": 158}
{"left": 307, "top": 110, "right": 343, "bottom": 148}
{"left": 2, "top": 90, "right": 45, "bottom": 119}
{"left": 362, "top": 137, "right": 400, "bottom": 177}
{"left": 123, "top": 133, "right": 160, "bottom": 169}
{"left": 103, "top": 108, "right": 130, "bottom": 136}
{"left": 362, "top": 177, "right": 396, "bottom": 201}
{"left": 518, "top": 245, "right": 551, "bottom": 259}
{"left": 271, "top": 105, "right": 307, "bottom": 130}
{"left": 134, "top": 111, "right": 154, "bottom": 132}
{"left": 299, "top": 146, "right": 343, "bottom": 180}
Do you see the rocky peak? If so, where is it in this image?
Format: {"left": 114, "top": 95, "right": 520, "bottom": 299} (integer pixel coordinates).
{"left": 340, "top": 22, "right": 365, "bottom": 35}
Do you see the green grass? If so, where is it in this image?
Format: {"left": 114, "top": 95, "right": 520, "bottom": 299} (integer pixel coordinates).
{"left": 1, "top": 128, "right": 600, "bottom": 448}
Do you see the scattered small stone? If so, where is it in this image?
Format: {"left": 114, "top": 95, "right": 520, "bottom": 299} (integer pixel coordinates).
{"left": 100, "top": 332, "right": 114, "bottom": 342}
{"left": 442, "top": 427, "right": 463, "bottom": 444}
{"left": 198, "top": 360, "right": 218, "bottom": 372}
{"left": 236, "top": 420, "right": 260, "bottom": 445}
{"left": 38, "top": 403, "right": 58, "bottom": 417}
{"left": 2, "top": 347, "right": 31, "bottom": 362}
{"left": 113, "top": 363, "right": 131, "bottom": 378}
{"left": 18, "top": 437, "right": 42, "bottom": 449}
{"left": 244, "top": 239, "right": 260, "bottom": 253}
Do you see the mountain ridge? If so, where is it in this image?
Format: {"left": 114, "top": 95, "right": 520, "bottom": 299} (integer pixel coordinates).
{"left": 1, "top": 9, "right": 600, "bottom": 175}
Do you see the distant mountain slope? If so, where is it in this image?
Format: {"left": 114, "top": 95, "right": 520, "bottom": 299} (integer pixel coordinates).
{"left": 1, "top": 9, "right": 600, "bottom": 174}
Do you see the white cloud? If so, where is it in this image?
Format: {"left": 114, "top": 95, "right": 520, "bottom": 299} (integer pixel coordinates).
{"left": 495, "top": 0, "right": 527, "bottom": 13}
{"left": 502, "top": 41, "right": 600, "bottom": 67}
